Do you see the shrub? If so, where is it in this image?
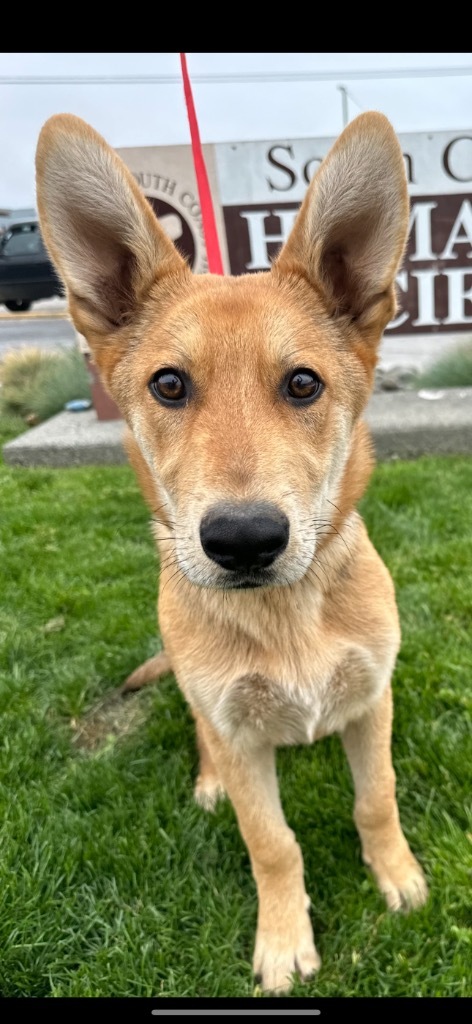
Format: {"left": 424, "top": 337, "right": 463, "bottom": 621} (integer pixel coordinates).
{"left": 418, "top": 338, "right": 472, "bottom": 388}
{"left": 0, "top": 346, "right": 91, "bottom": 424}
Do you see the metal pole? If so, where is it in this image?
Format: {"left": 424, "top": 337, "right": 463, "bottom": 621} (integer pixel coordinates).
{"left": 337, "top": 85, "right": 349, "bottom": 128}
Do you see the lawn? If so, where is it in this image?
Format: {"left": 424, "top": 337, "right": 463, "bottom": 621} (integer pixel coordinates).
{"left": 0, "top": 418, "right": 471, "bottom": 999}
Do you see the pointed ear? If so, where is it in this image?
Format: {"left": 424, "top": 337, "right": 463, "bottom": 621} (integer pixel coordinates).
{"left": 35, "top": 114, "right": 188, "bottom": 336}
{"left": 274, "top": 112, "right": 409, "bottom": 333}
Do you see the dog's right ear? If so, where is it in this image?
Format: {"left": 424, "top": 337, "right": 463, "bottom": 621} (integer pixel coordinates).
{"left": 35, "top": 114, "right": 188, "bottom": 340}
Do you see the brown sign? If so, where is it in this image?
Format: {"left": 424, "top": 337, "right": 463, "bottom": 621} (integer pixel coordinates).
{"left": 223, "top": 203, "right": 297, "bottom": 277}
{"left": 146, "top": 195, "right": 197, "bottom": 269}
{"left": 391, "top": 192, "right": 472, "bottom": 334}
{"left": 119, "top": 132, "right": 472, "bottom": 337}
{"left": 223, "top": 193, "right": 472, "bottom": 335}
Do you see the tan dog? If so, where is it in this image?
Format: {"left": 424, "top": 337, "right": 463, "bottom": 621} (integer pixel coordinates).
{"left": 36, "top": 111, "right": 428, "bottom": 994}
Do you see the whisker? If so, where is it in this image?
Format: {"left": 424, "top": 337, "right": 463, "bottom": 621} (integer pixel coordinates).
{"left": 312, "top": 555, "right": 330, "bottom": 584}
{"left": 160, "top": 564, "right": 184, "bottom": 594}
{"left": 153, "top": 536, "right": 187, "bottom": 543}
{"left": 151, "top": 501, "right": 171, "bottom": 514}
{"left": 159, "top": 559, "right": 178, "bottom": 574}
{"left": 312, "top": 517, "right": 352, "bottom": 556}
{"left": 304, "top": 563, "right": 324, "bottom": 590}
{"left": 325, "top": 497, "right": 342, "bottom": 515}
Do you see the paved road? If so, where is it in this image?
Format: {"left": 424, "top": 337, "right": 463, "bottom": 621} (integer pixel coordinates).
{"left": 0, "top": 316, "right": 76, "bottom": 352}
{"left": 0, "top": 298, "right": 75, "bottom": 352}
{"left": 0, "top": 301, "right": 465, "bottom": 371}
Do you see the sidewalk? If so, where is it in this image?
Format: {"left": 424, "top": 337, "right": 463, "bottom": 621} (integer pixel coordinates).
{"left": 3, "top": 387, "right": 472, "bottom": 467}
{"left": 0, "top": 297, "right": 68, "bottom": 320}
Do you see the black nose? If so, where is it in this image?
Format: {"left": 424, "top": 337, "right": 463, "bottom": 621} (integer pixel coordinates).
{"left": 200, "top": 502, "right": 290, "bottom": 572}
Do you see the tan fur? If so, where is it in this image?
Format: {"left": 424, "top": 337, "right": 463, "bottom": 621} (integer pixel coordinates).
{"left": 36, "top": 111, "right": 428, "bottom": 993}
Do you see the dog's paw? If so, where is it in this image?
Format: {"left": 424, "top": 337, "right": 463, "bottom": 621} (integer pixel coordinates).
{"left": 379, "top": 857, "right": 428, "bottom": 912}
{"left": 365, "top": 846, "right": 428, "bottom": 912}
{"left": 194, "top": 774, "right": 226, "bottom": 812}
{"left": 253, "top": 911, "right": 321, "bottom": 994}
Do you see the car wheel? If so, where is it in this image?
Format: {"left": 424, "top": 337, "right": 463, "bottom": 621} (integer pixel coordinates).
{"left": 4, "top": 299, "right": 32, "bottom": 313}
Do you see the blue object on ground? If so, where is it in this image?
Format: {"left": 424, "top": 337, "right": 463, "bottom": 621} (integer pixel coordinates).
{"left": 65, "top": 399, "right": 92, "bottom": 412}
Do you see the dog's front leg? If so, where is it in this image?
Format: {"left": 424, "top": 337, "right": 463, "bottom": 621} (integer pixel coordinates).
{"left": 342, "top": 684, "right": 428, "bottom": 911}
{"left": 199, "top": 718, "right": 320, "bottom": 994}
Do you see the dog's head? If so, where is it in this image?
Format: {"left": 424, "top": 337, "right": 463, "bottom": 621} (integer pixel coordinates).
{"left": 36, "top": 113, "right": 408, "bottom": 590}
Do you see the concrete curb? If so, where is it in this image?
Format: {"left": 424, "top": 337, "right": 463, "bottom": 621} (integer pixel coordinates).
{"left": 3, "top": 387, "right": 472, "bottom": 468}
{"left": 3, "top": 411, "right": 127, "bottom": 467}
{"left": 0, "top": 311, "right": 68, "bottom": 321}
{"left": 367, "top": 387, "right": 472, "bottom": 459}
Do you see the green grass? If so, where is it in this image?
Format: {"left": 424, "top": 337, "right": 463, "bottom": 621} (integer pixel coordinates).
{"left": 0, "top": 419, "right": 470, "bottom": 998}
{"left": 0, "top": 411, "right": 27, "bottom": 444}
{"left": 419, "top": 338, "right": 472, "bottom": 388}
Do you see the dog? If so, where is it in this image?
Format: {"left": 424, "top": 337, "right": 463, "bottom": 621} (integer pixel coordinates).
{"left": 35, "top": 110, "right": 428, "bottom": 994}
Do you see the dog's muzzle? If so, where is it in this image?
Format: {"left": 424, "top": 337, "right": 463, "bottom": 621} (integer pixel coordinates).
{"left": 200, "top": 502, "right": 289, "bottom": 573}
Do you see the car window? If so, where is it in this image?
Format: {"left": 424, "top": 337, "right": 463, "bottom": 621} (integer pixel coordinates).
{"left": 2, "top": 226, "right": 44, "bottom": 257}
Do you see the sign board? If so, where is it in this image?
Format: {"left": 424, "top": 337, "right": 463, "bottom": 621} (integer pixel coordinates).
{"left": 117, "top": 129, "right": 472, "bottom": 337}
{"left": 116, "top": 143, "right": 227, "bottom": 275}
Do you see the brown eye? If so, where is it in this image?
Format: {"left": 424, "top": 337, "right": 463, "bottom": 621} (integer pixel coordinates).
{"left": 285, "top": 368, "right": 324, "bottom": 403}
{"left": 149, "top": 369, "right": 188, "bottom": 406}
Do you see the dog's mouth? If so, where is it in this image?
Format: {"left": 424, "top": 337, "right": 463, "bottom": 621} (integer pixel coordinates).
{"left": 172, "top": 500, "right": 318, "bottom": 591}
{"left": 170, "top": 544, "right": 291, "bottom": 591}
{"left": 185, "top": 561, "right": 276, "bottom": 593}
{"left": 207, "top": 567, "right": 277, "bottom": 591}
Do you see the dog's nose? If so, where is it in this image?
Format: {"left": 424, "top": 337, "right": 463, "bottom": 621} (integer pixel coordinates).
{"left": 200, "top": 503, "right": 290, "bottom": 571}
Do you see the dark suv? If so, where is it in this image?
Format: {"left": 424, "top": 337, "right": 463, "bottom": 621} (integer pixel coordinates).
{"left": 0, "top": 217, "right": 64, "bottom": 312}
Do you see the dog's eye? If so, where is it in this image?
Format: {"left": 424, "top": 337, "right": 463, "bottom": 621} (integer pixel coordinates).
{"left": 285, "top": 368, "right": 324, "bottom": 403}
{"left": 149, "top": 369, "right": 188, "bottom": 406}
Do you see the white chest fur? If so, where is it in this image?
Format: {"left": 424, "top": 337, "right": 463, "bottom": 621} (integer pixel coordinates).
{"left": 162, "top": 515, "right": 399, "bottom": 750}
{"left": 186, "top": 642, "right": 390, "bottom": 750}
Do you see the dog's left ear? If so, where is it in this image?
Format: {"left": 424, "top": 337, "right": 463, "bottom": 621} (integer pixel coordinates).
{"left": 274, "top": 112, "right": 409, "bottom": 336}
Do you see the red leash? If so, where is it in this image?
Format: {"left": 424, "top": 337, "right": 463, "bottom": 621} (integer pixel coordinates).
{"left": 180, "top": 53, "right": 224, "bottom": 275}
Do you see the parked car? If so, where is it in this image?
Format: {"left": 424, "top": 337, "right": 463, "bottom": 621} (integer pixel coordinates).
{"left": 0, "top": 217, "right": 64, "bottom": 312}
